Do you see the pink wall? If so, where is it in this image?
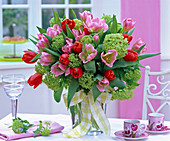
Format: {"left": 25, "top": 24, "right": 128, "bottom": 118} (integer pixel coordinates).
{"left": 120, "top": 0, "right": 161, "bottom": 119}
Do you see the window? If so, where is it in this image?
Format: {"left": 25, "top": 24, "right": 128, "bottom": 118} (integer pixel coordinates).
{"left": 0, "top": 0, "right": 93, "bottom": 40}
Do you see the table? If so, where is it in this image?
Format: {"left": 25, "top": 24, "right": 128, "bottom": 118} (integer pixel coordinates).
{"left": 0, "top": 113, "right": 170, "bottom": 141}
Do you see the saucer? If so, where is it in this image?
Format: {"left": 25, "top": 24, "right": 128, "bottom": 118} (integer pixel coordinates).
{"left": 146, "top": 127, "right": 170, "bottom": 134}
{"left": 114, "top": 130, "right": 149, "bottom": 140}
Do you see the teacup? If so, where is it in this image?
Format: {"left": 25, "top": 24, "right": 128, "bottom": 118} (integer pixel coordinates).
{"left": 148, "top": 113, "right": 164, "bottom": 131}
{"left": 124, "top": 119, "right": 146, "bottom": 138}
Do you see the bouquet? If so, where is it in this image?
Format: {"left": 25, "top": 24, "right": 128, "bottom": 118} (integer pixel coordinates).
{"left": 22, "top": 9, "right": 160, "bottom": 137}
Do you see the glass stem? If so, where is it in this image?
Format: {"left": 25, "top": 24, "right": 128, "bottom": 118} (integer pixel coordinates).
{"left": 11, "top": 99, "right": 18, "bottom": 119}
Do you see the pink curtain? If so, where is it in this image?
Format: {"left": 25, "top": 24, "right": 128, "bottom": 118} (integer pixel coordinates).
{"left": 120, "top": 0, "right": 161, "bottom": 119}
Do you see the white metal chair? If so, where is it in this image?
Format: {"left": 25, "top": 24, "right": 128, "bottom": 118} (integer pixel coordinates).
{"left": 142, "top": 66, "right": 170, "bottom": 120}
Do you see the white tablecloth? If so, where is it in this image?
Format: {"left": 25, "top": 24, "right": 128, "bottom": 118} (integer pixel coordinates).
{"left": 0, "top": 113, "right": 170, "bottom": 141}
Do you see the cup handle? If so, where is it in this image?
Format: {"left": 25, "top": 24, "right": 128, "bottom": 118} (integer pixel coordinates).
{"left": 139, "top": 124, "right": 146, "bottom": 136}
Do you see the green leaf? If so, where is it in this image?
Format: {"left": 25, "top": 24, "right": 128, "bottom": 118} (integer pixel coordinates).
{"left": 70, "top": 9, "right": 77, "bottom": 19}
{"left": 105, "top": 60, "right": 139, "bottom": 70}
{"left": 42, "top": 47, "right": 61, "bottom": 57}
{"left": 82, "top": 40, "right": 86, "bottom": 50}
{"left": 36, "top": 26, "right": 46, "bottom": 34}
{"left": 43, "top": 34, "right": 52, "bottom": 44}
{"left": 138, "top": 63, "right": 145, "bottom": 68}
{"left": 67, "top": 78, "right": 79, "bottom": 107}
{"left": 109, "top": 78, "right": 126, "bottom": 89}
{"left": 99, "top": 30, "right": 111, "bottom": 44}
{"left": 30, "top": 53, "right": 41, "bottom": 62}
{"left": 31, "top": 35, "right": 39, "bottom": 41}
{"left": 53, "top": 61, "right": 60, "bottom": 66}
{"left": 138, "top": 53, "right": 161, "bottom": 60}
{"left": 29, "top": 38, "right": 37, "bottom": 45}
{"left": 66, "top": 24, "right": 75, "bottom": 41}
{"left": 136, "top": 44, "right": 146, "bottom": 54}
{"left": 28, "top": 49, "right": 38, "bottom": 54}
{"left": 62, "top": 31, "right": 66, "bottom": 44}
{"left": 94, "top": 74, "right": 103, "bottom": 81}
{"left": 84, "top": 60, "right": 96, "bottom": 74}
{"left": 52, "top": 9, "right": 61, "bottom": 26}
{"left": 92, "top": 83, "right": 101, "bottom": 101}
{"left": 89, "top": 36, "right": 97, "bottom": 48}
{"left": 128, "top": 27, "right": 135, "bottom": 36}
{"left": 54, "top": 87, "right": 63, "bottom": 103}
{"left": 110, "top": 15, "right": 117, "bottom": 33}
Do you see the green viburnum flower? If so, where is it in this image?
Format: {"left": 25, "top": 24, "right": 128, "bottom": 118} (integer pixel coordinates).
{"left": 78, "top": 72, "right": 94, "bottom": 89}
{"left": 35, "top": 62, "right": 51, "bottom": 75}
{"left": 80, "top": 35, "right": 95, "bottom": 47}
{"left": 43, "top": 72, "right": 61, "bottom": 91}
{"left": 111, "top": 87, "right": 134, "bottom": 100}
{"left": 74, "top": 19, "right": 82, "bottom": 30}
{"left": 49, "top": 17, "right": 64, "bottom": 27}
{"left": 103, "top": 33, "right": 129, "bottom": 59}
{"left": 49, "top": 17, "right": 55, "bottom": 27}
{"left": 124, "top": 69, "right": 142, "bottom": 82}
{"left": 51, "top": 35, "right": 64, "bottom": 52}
{"left": 101, "top": 15, "right": 112, "bottom": 24}
{"left": 68, "top": 53, "right": 82, "bottom": 68}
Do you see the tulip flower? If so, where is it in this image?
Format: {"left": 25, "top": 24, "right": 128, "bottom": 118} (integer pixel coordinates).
{"left": 123, "top": 50, "right": 138, "bottom": 62}
{"left": 132, "top": 38, "right": 147, "bottom": 54}
{"left": 62, "top": 19, "right": 75, "bottom": 31}
{"left": 73, "top": 42, "right": 83, "bottom": 54}
{"left": 62, "top": 38, "right": 74, "bottom": 54}
{"left": 123, "top": 18, "right": 136, "bottom": 32}
{"left": 103, "top": 69, "right": 115, "bottom": 81}
{"left": 59, "top": 54, "right": 69, "bottom": 65}
{"left": 93, "top": 34, "right": 99, "bottom": 43}
{"left": 122, "top": 34, "right": 133, "bottom": 43}
{"left": 70, "top": 66, "right": 83, "bottom": 78}
{"left": 72, "top": 29, "right": 85, "bottom": 41}
{"left": 39, "top": 52, "right": 56, "bottom": 66}
{"left": 47, "top": 24, "right": 62, "bottom": 38}
{"left": 51, "top": 63, "right": 70, "bottom": 77}
{"left": 79, "top": 44, "right": 97, "bottom": 64}
{"left": 36, "top": 34, "right": 49, "bottom": 50}
{"left": 37, "top": 34, "right": 42, "bottom": 40}
{"left": 27, "top": 72, "right": 42, "bottom": 89}
{"left": 101, "top": 50, "right": 117, "bottom": 67}
{"left": 97, "top": 77, "right": 109, "bottom": 92}
{"left": 22, "top": 50, "right": 37, "bottom": 64}
{"left": 79, "top": 10, "right": 93, "bottom": 22}
{"left": 84, "top": 17, "right": 108, "bottom": 33}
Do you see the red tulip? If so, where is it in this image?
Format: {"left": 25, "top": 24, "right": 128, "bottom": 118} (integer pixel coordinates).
{"left": 27, "top": 73, "right": 42, "bottom": 89}
{"left": 122, "top": 34, "right": 133, "bottom": 43}
{"left": 103, "top": 69, "right": 115, "bottom": 81}
{"left": 59, "top": 54, "right": 69, "bottom": 65}
{"left": 22, "top": 50, "right": 37, "bottom": 64}
{"left": 70, "top": 66, "right": 83, "bottom": 78}
{"left": 83, "top": 27, "right": 91, "bottom": 35}
{"left": 123, "top": 50, "right": 138, "bottom": 62}
{"left": 62, "top": 19, "right": 75, "bottom": 31}
{"left": 73, "top": 42, "right": 83, "bottom": 54}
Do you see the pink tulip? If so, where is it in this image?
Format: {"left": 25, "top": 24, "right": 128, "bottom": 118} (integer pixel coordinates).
{"left": 123, "top": 18, "right": 136, "bottom": 32}
{"left": 39, "top": 52, "right": 56, "bottom": 66}
{"left": 47, "top": 24, "right": 62, "bottom": 38}
{"left": 72, "top": 29, "right": 85, "bottom": 41}
{"left": 51, "top": 63, "right": 70, "bottom": 77}
{"left": 101, "top": 50, "right": 117, "bottom": 67}
{"left": 79, "top": 10, "right": 93, "bottom": 22}
{"left": 93, "top": 34, "right": 99, "bottom": 43}
{"left": 97, "top": 77, "right": 109, "bottom": 92}
{"left": 132, "top": 38, "right": 147, "bottom": 54}
{"left": 37, "top": 34, "right": 42, "bottom": 40}
{"left": 36, "top": 34, "right": 49, "bottom": 50}
{"left": 85, "top": 18, "right": 108, "bottom": 33}
{"left": 79, "top": 44, "right": 97, "bottom": 64}
{"left": 62, "top": 38, "right": 74, "bottom": 53}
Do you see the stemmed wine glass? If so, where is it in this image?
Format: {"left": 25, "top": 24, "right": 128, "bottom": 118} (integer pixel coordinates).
{"left": 2, "top": 74, "right": 25, "bottom": 121}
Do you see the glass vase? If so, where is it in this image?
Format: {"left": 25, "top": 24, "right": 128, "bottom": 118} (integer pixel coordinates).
{"left": 71, "top": 103, "right": 106, "bottom": 136}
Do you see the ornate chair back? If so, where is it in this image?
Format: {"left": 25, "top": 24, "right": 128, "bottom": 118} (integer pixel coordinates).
{"left": 142, "top": 66, "right": 170, "bottom": 120}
